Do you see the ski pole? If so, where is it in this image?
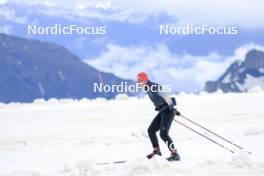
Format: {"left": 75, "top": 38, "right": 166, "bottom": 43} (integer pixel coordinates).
{"left": 173, "top": 119, "right": 235, "bottom": 154}
{"left": 179, "top": 114, "right": 252, "bottom": 155}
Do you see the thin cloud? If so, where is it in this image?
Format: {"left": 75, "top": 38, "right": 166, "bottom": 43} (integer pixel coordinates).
{"left": 3, "top": 0, "right": 264, "bottom": 29}
{"left": 85, "top": 43, "right": 264, "bottom": 92}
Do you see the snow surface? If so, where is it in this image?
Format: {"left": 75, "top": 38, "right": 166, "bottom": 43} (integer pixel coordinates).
{"left": 243, "top": 75, "right": 264, "bottom": 90}
{"left": 58, "top": 71, "right": 65, "bottom": 80}
{"left": 37, "top": 82, "right": 45, "bottom": 96}
{"left": 0, "top": 92, "right": 264, "bottom": 176}
{"left": 259, "top": 68, "right": 264, "bottom": 74}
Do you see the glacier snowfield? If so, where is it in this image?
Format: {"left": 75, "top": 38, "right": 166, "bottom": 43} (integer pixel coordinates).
{"left": 0, "top": 91, "right": 264, "bottom": 176}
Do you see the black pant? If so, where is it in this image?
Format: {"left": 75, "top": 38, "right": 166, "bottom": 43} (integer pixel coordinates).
{"left": 147, "top": 108, "right": 175, "bottom": 151}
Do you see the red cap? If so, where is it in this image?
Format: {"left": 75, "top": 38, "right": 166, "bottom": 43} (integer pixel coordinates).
{"left": 137, "top": 72, "right": 149, "bottom": 82}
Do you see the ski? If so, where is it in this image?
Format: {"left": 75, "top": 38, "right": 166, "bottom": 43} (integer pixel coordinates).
{"left": 96, "top": 160, "right": 127, "bottom": 165}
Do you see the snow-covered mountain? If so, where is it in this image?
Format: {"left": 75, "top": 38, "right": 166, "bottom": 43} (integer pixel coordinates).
{"left": 0, "top": 33, "right": 133, "bottom": 103}
{"left": 205, "top": 49, "right": 264, "bottom": 93}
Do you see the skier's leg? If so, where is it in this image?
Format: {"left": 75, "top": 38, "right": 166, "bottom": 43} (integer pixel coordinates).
{"left": 159, "top": 108, "right": 175, "bottom": 151}
{"left": 159, "top": 108, "right": 180, "bottom": 161}
{"left": 147, "top": 113, "right": 162, "bottom": 159}
{"left": 147, "top": 113, "right": 161, "bottom": 149}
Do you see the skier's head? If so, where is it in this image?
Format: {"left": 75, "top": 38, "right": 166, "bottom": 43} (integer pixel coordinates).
{"left": 137, "top": 72, "right": 149, "bottom": 84}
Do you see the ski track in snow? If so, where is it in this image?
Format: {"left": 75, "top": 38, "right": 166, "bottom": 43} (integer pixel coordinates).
{"left": 0, "top": 91, "right": 264, "bottom": 176}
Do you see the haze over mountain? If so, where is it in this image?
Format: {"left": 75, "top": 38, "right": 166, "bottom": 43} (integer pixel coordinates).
{"left": 1, "top": 1, "right": 264, "bottom": 92}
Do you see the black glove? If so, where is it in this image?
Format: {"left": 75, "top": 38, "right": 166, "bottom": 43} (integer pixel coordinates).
{"left": 174, "top": 109, "right": 181, "bottom": 116}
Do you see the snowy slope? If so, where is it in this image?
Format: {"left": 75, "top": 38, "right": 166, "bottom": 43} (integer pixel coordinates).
{"left": 0, "top": 33, "right": 133, "bottom": 103}
{"left": 0, "top": 92, "right": 264, "bottom": 176}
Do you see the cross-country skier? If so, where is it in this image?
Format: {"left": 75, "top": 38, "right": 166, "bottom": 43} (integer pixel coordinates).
{"left": 137, "top": 72, "right": 181, "bottom": 161}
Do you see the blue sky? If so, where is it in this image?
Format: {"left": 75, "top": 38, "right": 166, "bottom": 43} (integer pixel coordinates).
{"left": 0, "top": 0, "right": 264, "bottom": 92}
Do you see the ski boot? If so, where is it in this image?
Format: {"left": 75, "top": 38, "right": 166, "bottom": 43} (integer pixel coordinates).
{"left": 147, "top": 148, "right": 162, "bottom": 159}
{"left": 167, "top": 150, "right": 180, "bottom": 161}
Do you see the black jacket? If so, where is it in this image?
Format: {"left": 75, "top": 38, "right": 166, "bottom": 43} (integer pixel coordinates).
{"left": 146, "top": 81, "right": 173, "bottom": 111}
